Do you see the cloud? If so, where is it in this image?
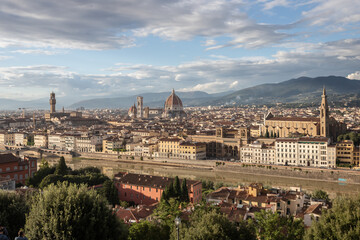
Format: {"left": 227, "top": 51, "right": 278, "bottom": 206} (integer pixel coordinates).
{"left": 12, "top": 49, "right": 67, "bottom": 55}
{"left": 0, "top": 55, "right": 12, "bottom": 60}
{"left": 347, "top": 71, "right": 360, "bottom": 80}
{"left": 0, "top": 0, "right": 291, "bottom": 50}
{"left": 302, "top": 0, "right": 360, "bottom": 27}
{"left": 0, "top": 38, "right": 359, "bottom": 100}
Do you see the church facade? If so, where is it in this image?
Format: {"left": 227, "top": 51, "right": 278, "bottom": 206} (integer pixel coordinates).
{"left": 260, "top": 88, "right": 346, "bottom": 142}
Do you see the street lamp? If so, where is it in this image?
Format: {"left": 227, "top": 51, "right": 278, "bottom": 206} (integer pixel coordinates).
{"left": 175, "top": 216, "right": 181, "bottom": 240}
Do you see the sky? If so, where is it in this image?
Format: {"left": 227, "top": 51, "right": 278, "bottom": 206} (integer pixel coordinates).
{"left": 0, "top": 0, "right": 360, "bottom": 103}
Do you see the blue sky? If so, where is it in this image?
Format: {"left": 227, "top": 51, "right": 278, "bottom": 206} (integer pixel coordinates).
{"left": 0, "top": 0, "right": 359, "bottom": 103}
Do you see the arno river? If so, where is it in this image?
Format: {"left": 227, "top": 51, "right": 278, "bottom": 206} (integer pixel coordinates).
{"left": 67, "top": 157, "right": 360, "bottom": 198}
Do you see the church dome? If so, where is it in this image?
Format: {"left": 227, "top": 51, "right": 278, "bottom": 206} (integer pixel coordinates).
{"left": 165, "top": 89, "right": 183, "bottom": 111}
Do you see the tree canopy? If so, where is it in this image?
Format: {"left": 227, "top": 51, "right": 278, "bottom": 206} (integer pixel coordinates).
{"left": 128, "top": 221, "right": 167, "bottom": 240}
{"left": 54, "top": 156, "right": 68, "bottom": 175}
{"left": 0, "top": 190, "right": 30, "bottom": 239}
{"left": 179, "top": 208, "right": 255, "bottom": 240}
{"left": 25, "top": 182, "right": 127, "bottom": 240}
{"left": 311, "top": 189, "right": 329, "bottom": 202}
{"left": 250, "top": 210, "right": 304, "bottom": 240}
{"left": 98, "top": 179, "right": 120, "bottom": 207}
{"left": 305, "top": 195, "right": 360, "bottom": 240}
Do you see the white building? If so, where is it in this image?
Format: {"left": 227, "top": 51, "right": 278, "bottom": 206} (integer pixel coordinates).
{"left": 275, "top": 137, "right": 335, "bottom": 168}
{"left": 48, "top": 134, "right": 64, "bottom": 150}
{"left": 240, "top": 141, "right": 275, "bottom": 164}
{"left": 14, "top": 133, "right": 27, "bottom": 146}
{"left": 34, "top": 134, "right": 48, "bottom": 148}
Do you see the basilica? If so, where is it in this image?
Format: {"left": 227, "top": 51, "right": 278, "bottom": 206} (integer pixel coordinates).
{"left": 128, "top": 89, "right": 186, "bottom": 119}
{"left": 260, "top": 88, "right": 346, "bottom": 142}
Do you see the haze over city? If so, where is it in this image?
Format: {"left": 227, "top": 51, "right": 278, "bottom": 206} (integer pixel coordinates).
{"left": 0, "top": 0, "right": 359, "bottom": 102}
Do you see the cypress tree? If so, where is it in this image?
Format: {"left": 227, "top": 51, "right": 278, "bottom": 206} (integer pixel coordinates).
{"left": 167, "top": 182, "right": 175, "bottom": 198}
{"left": 173, "top": 176, "right": 181, "bottom": 198}
{"left": 54, "top": 156, "right": 67, "bottom": 175}
{"left": 181, "top": 179, "right": 189, "bottom": 202}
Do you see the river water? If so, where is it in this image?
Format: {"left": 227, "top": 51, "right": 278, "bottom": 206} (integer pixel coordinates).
{"left": 68, "top": 158, "right": 360, "bottom": 198}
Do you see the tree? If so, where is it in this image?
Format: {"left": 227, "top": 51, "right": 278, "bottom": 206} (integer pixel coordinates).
{"left": 311, "top": 189, "right": 329, "bottom": 202}
{"left": 167, "top": 181, "right": 175, "bottom": 198}
{"left": 25, "top": 182, "right": 127, "bottom": 240}
{"left": 39, "top": 158, "right": 49, "bottom": 169}
{"left": 0, "top": 190, "right": 30, "bottom": 239}
{"left": 54, "top": 156, "right": 68, "bottom": 175}
{"left": 180, "top": 208, "right": 255, "bottom": 240}
{"left": 26, "top": 165, "right": 56, "bottom": 187}
{"left": 98, "top": 179, "right": 119, "bottom": 207}
{"left": 181, "top": 178, "right": 189, "bottom": 202}
{"left": 250, "top": 210, "right": 304, "bottom": 240}
{"left": 173, "top": 176, "right": 181, "bottom": 197}
{"left": 305, "top": 195, "right": 360, "bottom": 240}
{"left": 128, "top": 221, "right": 167, "bottom": 240}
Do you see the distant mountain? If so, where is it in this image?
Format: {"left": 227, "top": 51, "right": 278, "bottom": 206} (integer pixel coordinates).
{"left": 69, "top": 91, "right": 232, "bottom": 109}
{"left": 210, "top": 76, "right": 360, "bottom": 106}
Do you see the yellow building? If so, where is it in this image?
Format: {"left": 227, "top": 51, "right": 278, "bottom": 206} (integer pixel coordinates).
{"left": 102, "top": 136, "right": 123, "bottom": 153}
{"left": 179, "top": 142, "right": 206, "bottom": 160}
{"left": 158, "top": 137, "right": 182, "bottom": 158}
{"left": 336, "top": 140, "right": 359, "bottom": 165}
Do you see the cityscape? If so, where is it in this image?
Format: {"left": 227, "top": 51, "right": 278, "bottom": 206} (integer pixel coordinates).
{"left": 1, "top": 0, "right": 360, "bottom": 240}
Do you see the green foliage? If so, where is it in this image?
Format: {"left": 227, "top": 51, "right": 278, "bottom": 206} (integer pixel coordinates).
{"left": 71, "top": 166, "right": 101, "bottom": 175}
{"left": 26, "top": 165, "right": 56, "bottom": 187}
{"left": 128, "top": 221, "right": 167, "bottom": 240}
{"left": 181, "top": 178, "right": 189, "bottom": 202}
{"left": 0, "top": 191, "right": 30, "bottom": 239}
{"left": 337, "top": 132, "right": 360, "bottom": 145}
{"left": 173, "top": 176, "right": 181, "bottom": 197}
{"left": 161, "top": 176, "right": 190, "bottom": 203}
{"left": 305, "top": 195, "right": 360, "bottom": 240}
{"left": 39, "top": 158, "right": 49, "bottom": 169}
{"left": 215, "top": 182, "right": 224, "bottom": 189}
{"left": 98, "top": 179, "right": 119, "bottom": 207}
{"left": 311, "top": 189, "right": 329, "bottom": 202}
{"left": 39, "top": 172, "right": 109, "bottom": 189}
{"left": 25, "top": 182, "right": 127, "bottom": 240}
{"left": 153, "top": 198, "right": 182, "bottom": 227}
{"left": 179, "top": 208, "right": 254, "bottom": 240}
{"left": 54, "top": 156, "right": 68, "bottom": 175}
{"left": 250, "top": 210, "right": 304, "bottom": 240}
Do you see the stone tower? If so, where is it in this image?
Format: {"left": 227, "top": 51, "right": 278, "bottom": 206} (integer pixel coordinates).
{"left": 137, "top": 96, "right": 143, "bottom": 118}
{"left": 50, "top": 92, "right": 56, "bottom": 113}
{"left": 320, "top": 87, "right": 329, "bottom": 138}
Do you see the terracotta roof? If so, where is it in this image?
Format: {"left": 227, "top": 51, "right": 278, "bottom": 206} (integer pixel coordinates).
{"left": 0, "top": 153, "right": 20, "bottom": 164}
{"left": 165, "top": 89, "right": 183, "bottom": 109}
{"left": 267, "top": 116, "right": 320, "bottom": 122}
{"left": 114, "top": 172, "right": 200, "bottom": 189}
{"left": 304, "top": 203, "right": 323, "bottom": 215}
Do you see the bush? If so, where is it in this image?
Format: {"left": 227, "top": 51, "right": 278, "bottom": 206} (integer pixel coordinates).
{"left": 25, "top": 182, "right": 128, "bottom": 240}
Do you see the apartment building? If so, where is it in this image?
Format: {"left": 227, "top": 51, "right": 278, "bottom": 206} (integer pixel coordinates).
{"left": 240, "top": 141, "right": 275, "bottom": 164}
{"left": 114, "top": 172, "right": 202, "bottom": 205}
{"left": 157, "top": 137, "right": 182, "bottom": 158}
{"left": 34, "top": 134, "right": 48, "bottom": 148}
{"left": 336, "top": 140, "right": 359, "bottom": 165}
{"left": 0, "top": 153, "right": 37, "bottom": 184}
{"left": 48, "top": 133, "right": 64, "bottom": 150}
{"left": 179, "top": 142, "right": 206, "bottom": 160}
{"left": 275, "top": 137, "right": 335, "bottom": 168}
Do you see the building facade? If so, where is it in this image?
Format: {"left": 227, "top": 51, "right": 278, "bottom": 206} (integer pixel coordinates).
{"left": 260, "top": 88, "right": 346, "bottom": 142}
{"left": 0, "top": 153, "right": 37, "bottom": 184}
{"left": 114, "top": 172, "right": 202, "bottom": 205}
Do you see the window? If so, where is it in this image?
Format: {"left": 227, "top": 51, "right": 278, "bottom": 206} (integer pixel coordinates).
{"left": 124, "top": 192, "right": 127, "bottom": 197}
{"left": 14, "top": 166, "right": 18, "bottom": 170}
{"left": 6, "top": 167, "right": 10, "bottom": 171}
{"left": 287, "top": 201, "right": 291, "bottom": 205}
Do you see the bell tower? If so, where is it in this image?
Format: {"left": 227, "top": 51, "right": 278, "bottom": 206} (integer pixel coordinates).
{"left": 137, "top": 96, "right": 143, "bottom": 118}
{"left": 320, "top": 87, "right": 329, "bottom": 138}
{"left": 50, "top": 92, "right": 56, "bottom": 113}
